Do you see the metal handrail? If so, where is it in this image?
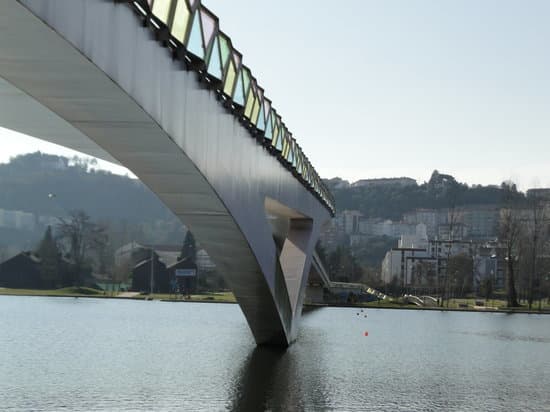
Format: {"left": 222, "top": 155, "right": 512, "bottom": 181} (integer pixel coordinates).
{"left": 124, "top": 0, "right": 335, "bottom": 215}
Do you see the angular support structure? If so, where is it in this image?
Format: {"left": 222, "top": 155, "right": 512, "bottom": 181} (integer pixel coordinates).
{"left": 0, "top": 0, "right": 332, "bottom": 346}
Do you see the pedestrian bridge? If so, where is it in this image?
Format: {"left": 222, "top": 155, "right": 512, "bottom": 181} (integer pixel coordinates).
{"left": 0, "top": 0, "right": 334, "bottom": 346}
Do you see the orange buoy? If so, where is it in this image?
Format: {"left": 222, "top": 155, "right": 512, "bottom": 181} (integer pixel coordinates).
{"left": 364, "top": 331, "right": 369, "bottom": 336}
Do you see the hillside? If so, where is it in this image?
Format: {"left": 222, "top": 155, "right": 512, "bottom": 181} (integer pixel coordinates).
{"left": 0, "top": 153, "right": 185, "bottom": 253}
{"left": 0, "top": 152, "right": 173, "bottom": 222}
{"left": 325, "top": 171, "right": 524, "bottom": 219}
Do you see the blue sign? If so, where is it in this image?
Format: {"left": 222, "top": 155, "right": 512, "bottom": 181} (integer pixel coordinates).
{"left": 175, "top": 269, "right": 196, "bottom": 278}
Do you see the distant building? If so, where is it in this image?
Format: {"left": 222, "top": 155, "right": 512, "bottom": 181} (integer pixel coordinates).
{"left": 0, "top": 209, "right": 36, "bottom": 231}
{"left": 325, "top": 177, "right": 351, "bottom": 190}
{"left": 526, "top": 188, "right": 550, "bottom": 200}
{"left": 0, "top": 252, "right": 42, "bottom": 289}
{"left": 131, "top": 254, "right": 169, "bottom": 293}
{"left": 341, "top": 210, "right": 362, "bottom": 235}
{"left": 403, "top": 206, "right": 500, "bottom": 241}
{"left": 351, "top": 177, "right": 417, "bottom": 189}
{"left": 381, "top": 238, "right": 475, "bottom": 289}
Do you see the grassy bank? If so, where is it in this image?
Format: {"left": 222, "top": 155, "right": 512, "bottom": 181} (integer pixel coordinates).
{"left": 327, "top": 297, "right": 550, "bottom": 313}
{"left": 0, "top": 287, "right": 237, "bottom": 303}
{"left": 0, "top": 286, "right": 105, "bottom": 297}
{"left": 1, "top": 287, "right": 547, "bottom": 312}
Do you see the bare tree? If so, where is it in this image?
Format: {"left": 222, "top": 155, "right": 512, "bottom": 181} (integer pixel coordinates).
{"left": 525, "top": 193, "right": 549, "bottom": 310}
{"left": 56, "top": 210, "right": 108, "bottom": 286}
{"left": 499, "top": 207, "right": 521, "bottom": 307}
{"left": 440, "top": 200, "right": 463, "bottom": 307}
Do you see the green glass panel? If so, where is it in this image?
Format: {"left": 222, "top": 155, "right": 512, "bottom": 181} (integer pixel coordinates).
{"left": 152, "top": 0, "right": 171, "bottom": 23}
{"left": 219, "top": 35, "right": 231, "bottom": 69}
{"left": 223, "top": 60, "right": 236, "bottom": 96}
{"left": 207, "top": 37, "right": 222, "bottom": 79}
{"left": 242, "top": 68, "right": 251, "bottom": 97}
{"left": 171, "top": 0, "right": 190, "bottom": 42}
{"left": 232, "top": 70, "right": 245, "bottom": 105}
{"left": 187, "top": 11, "right": 204, "bottom": 58}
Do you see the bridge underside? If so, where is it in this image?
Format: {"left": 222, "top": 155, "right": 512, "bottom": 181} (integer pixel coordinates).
{"left": 0, "top": 0, "right": 330, "bottom": 346}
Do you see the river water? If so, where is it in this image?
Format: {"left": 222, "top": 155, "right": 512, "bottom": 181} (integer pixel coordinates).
{"left": 0, "top": 296, "right": 549, "bottom": 411}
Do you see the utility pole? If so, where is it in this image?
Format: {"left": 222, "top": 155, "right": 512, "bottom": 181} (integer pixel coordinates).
{"left": 150, "top": 246, "right": 154, "bottom": 295}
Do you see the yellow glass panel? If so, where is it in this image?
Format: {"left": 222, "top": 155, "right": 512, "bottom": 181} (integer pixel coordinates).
{"left": 152, "top": 0, "right": 172, "bottom": 23}
{"left": 244, "top": 91, "right": 254, "bottom": 119}
{"left": 171, "top": 0, "right": 190, "bottom": 42}
{"left": 251, "top": 97, "right": 260, "bottom": 124}
{"left": 223, "top": 61, "right": 236, "bottom": 96}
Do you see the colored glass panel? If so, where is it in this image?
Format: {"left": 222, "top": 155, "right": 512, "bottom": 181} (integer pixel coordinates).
{"left": 273, "top": 124, "right": 279, "bottom": 143}
{"left": 187, "top": 11, "right": 204, "bottom": 58}
{"left": 264, "top": 113, "right": 273, "bottom": 140}
{"left": 207, "top": 37, "right": 223, "bottom": 79}
{"left": 218, "top": 34, "right": 231, "bottom": 69}
{"left": 251, "top": 97, "right": 260, "bottom": 125}
{"left": 264, "top": 100, "right": 271, "bottom": 119}
{"left": 171, "top": 0, "right": 190, "bottom": 42}
{"left": 200, "top": 9, "right": 215, "bottom": 49}
{"left": 242, "top": 68, "right": 251, "bottom": 97}
{"left": 276, "top": 130, "right": 283, "bottom": 151}
{"left": 152, "top": 0, "right": 171, "bottom": 23}
{"left": 223, "top": 60, "right": 236, "bottom": 96}
{"left": 244, "top": 90, "right": 254, "bottom": 119}
{"left": 232, "top": 71, "right": 245, "bottom": 105}
{"left": 256, "top": 105, "right": 265, "bottom": 131}
{"left": 232, "top": 51, "right": 241, "bottom": 68}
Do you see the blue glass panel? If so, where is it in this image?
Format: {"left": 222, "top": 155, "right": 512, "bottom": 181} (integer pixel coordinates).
{"left": 264, "top": 113, "right": 273, "bottom": 140}
{"left": 187, "top": 11, "right": 204, "bottom": 58}
{"left": 207, "top": 37, "right": 223, "bottom": 79}
{"left": 276, "top": 130, "right": 284, "bottom": 151}
{"left": 256, "top": 106, "right": 265, "bottom": 131}
{"left": 233, "top": 71, "right": 245, "bottom": 105}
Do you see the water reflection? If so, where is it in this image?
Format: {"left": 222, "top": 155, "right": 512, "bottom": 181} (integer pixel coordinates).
{"left": 1, "top": 297, "right": 549, "bottom": 412}
{"left": 228, "top": 346, "right": 285, "bottom": 412}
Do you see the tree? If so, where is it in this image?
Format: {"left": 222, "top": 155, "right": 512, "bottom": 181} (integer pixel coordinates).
{"left": 447, "top": 254, "right": 473, "bottom": 297}
{"left": 56, "top": 210, "right": 108, "bottom": 286}
{"left": 525, "top": 192, "right": 549, "bottom": 310}
{"left": 499, "top": 208, "right": 521, "bottom": 307}
{"left": 36, "top": 226, "right": 61, "bottom": 288}
{"left": 179, "top": 230, "right": 197, "bottom": 263}
{"left": 327, "top": 246, "right": 363, "bottom": 283}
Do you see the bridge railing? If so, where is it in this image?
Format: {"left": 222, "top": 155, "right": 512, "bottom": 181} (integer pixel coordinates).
{"left": 124, "top": 0, "right": 335, "bottom": 215}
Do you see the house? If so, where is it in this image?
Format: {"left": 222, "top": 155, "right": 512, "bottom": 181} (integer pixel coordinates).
{"left": 0, "top": 252, "right": 42, "bottom": 288}
{"left": 131, "top": 254, "right": 170, "bottom": 293}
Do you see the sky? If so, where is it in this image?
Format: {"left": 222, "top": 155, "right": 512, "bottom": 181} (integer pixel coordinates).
{"left": 1, "top": 0, "right": 549, "bottom": 190}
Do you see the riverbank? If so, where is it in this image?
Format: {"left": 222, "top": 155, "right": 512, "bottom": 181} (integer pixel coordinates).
{"left": 0, "top": 287, "right": 237, "bottom": 303}
{"left": 1, "top": 287, "right": 548, "bottom": 314}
